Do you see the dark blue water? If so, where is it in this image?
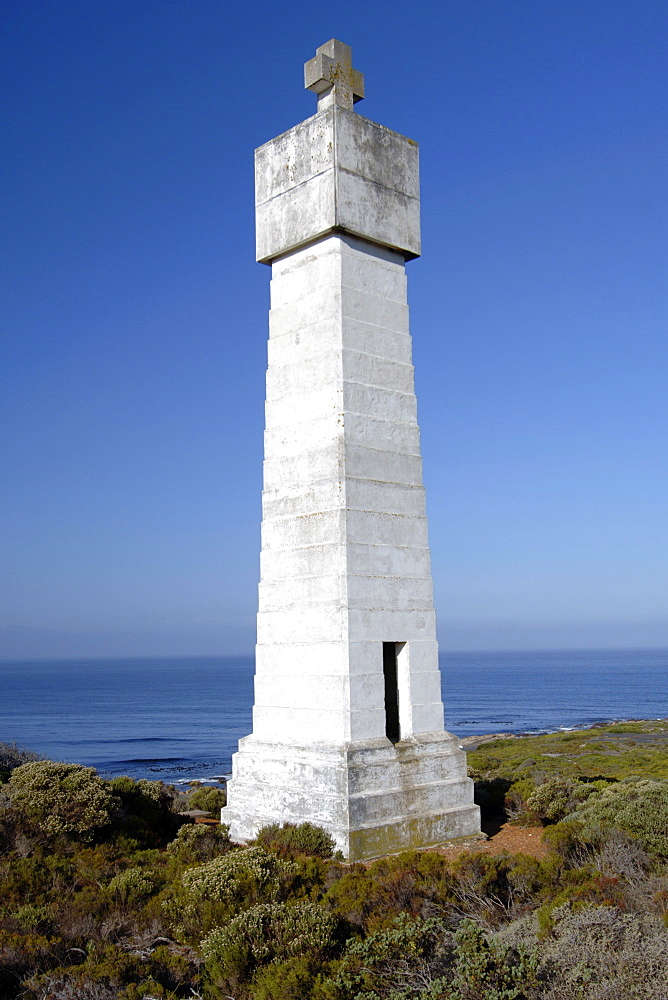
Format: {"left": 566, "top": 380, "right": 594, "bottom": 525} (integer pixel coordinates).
{"left": 1, "top": 649, "right": 666, "bottom": 784}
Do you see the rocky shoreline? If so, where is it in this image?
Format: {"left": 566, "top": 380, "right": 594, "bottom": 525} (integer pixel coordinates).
{"left": 459, "top": 717, "right": 668, "bottom": 754}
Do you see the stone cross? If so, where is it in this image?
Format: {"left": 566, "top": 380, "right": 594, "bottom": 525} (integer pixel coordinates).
{"left": 304, "top": 38, "right": 365, "bottom": 112}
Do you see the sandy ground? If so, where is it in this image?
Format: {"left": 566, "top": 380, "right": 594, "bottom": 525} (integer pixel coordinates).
{"left": 434, "top": 821, "right": 549, "bottom": 860}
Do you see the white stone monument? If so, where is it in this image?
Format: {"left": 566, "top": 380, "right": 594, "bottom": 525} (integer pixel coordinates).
{"left": 222, "top": 40, "right": 481, "bottom": 859}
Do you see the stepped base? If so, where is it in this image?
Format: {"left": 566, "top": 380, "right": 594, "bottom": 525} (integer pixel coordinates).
{"left": 221, "top": 731, "right": 481, "bottom": 860}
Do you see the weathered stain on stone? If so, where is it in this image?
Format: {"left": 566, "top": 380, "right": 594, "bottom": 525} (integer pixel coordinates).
{"left": 255, "top": 108, "right": 420, "bottom": 263}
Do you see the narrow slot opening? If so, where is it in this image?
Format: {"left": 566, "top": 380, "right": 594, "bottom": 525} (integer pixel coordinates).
{"left": 382, "top": 642, "right": 400, "bottom": 743}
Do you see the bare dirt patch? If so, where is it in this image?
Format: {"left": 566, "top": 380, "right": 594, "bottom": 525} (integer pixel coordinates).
{"left": 436, "top": 821, "right": 549, "bottom": 860}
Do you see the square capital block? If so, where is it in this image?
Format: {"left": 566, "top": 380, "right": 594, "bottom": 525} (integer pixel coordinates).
{"left": 255, "top": 107, "right": 420, "bottom": 263}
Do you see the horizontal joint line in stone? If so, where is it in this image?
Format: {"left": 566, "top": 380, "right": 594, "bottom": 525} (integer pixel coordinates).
{"left": 252, "top": 644, "right": 383, "bottom": 650}
{"left": 255, "top": 168, "right": 332, "bottom": 209}
{"left": 225, "top": 781, "right": 345, "bottom": 800}
{"left": 260, "top": 573, "right": 432, "bottom": 583}
{"left": 262, "top": 478, "right": 423, "bottom": 490}
{"left": 261, "top": 540, "right": 431, "bottom": 549}
{"left": 343, "top": 412, "right": 419, "bottom": 428}
{"left": 345, "top": 445, "right": 422, "bottom": 459}
{"left": 262, "top": 512, "right": 427, "bottom": 528}
{"left": 350, "top": 572, "right": 431, "bottom": 584}
{"left": 346, "top": 806, "right": 475, "bottom": 832}
{"left": 263, "top": 448, "right": 422, "bottom": 462}
{"left": 342, "top": 379, "right": 414, "bottom": 395}
{"left": 345, "top": 476, "right": 423, "bottom": 488}
{"left": 259, "top": 575, "right": 433, "bottom": 584}
{"left": 260, "top": 487, "right": 423, "bottom": 501}
{"left": 339, "top": 602, "right": 433, "bottom": 610}
{"left": 342, "top": 351, "right": 413, "bottom": 370}
{"left": 267, "top": 349, "right": 413, "bottom": 369}
{"left": 336, "top": 165, "right": 420, "bottom": 206}
{"left": 339, "top": 290, "right": 410, "bottom": 309}
{"left": 339, "top": 316, "right": 410, "bottom": 335}
{"left": 264, "top": 412, "right": 418, "bottom": 430}
{"left": 263, "top": 415, "right": 420, "bottom": 431}
{"left": 268, "top": 316, "right": 411, "bottom": 341}
{"left": 261, "top": 511, "right": 427, "bottom": 525}
{"left": 349, "top": 779, "right": 468, "bottom": 801}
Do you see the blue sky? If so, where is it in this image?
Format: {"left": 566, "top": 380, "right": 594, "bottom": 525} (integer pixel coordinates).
{"left": 1, "top": 0, "right": 666, "bottom": 658}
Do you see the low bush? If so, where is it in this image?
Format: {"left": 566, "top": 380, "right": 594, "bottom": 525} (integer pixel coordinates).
{"left": 504, "top": 777, "right": 536, "bottom": 820}
{"left": 327, "top": 912, "right": 453, "bottom": 999}
{"left": 107, "top": 867, "right": 156, "bottom": 907}
{"left": 525, "top": 777, "right": 594, "bottom": 823}
{"left": 566, "top": 778, "right": 668, "bottom": 857}
{"left": 256, "top": 821, "right": 336, "bottom": 858}
{"left": 0, "top": 928, "right": 69, "bottom": 996}
{"left": 166, "top": 819, "right": 231, "bottom": 862}
{"left": 250, "top": 953, "right": 328, "bottom": 1000}
{"left": 466, "top": 722, "right": 668, "bottom": 783}
{"left": 3, "top": 734, "right": 668, "bottom": 1000}
{"left": 202, "top": 899, "right": 337, "bottom": 994}
{"left": 326, "top": 912, "right": 541, "bottom": 1000}
{"left": 186, "top": 784, "right": 226, "bottom": 813}
{"left": 181, "top": 845, "right": 297, "bottom": 906}
{"left": 8, "top": 761, "right": 115, "bottom": 844}
{"left": 451, "top": 917, "right": 540, "bottom": 999}
{"left": 324, "top": 851, "right": 453, "bottom": 932}
{"left": 165, "top": 845, "right": 300, "bottom": 943}
{"left": 108, "top": 776, "right": 180, "bottom": 847}
{"left": 503, "top": 903, "right": 668, "bottom": 1000}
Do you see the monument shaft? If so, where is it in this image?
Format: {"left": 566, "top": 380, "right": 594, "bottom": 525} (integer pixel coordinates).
{"left": 222, "top": 43, "right": 480, "bottom": 859}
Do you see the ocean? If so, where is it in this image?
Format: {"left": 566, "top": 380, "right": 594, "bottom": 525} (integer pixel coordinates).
{"left": 1, "top": 649, "right": 667, "bottom": 785}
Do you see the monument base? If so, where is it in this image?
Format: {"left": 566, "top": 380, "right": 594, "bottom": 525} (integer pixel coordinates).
{"left": 221, "top": 731, "right": 481, "bottom": 861}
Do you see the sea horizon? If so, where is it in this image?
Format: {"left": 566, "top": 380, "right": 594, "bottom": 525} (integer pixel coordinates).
{"left": 2, "top": 647, "right": 667, "bottom": 784}
{"left": 3, "top": 643, "right": 668, "bottom": 664}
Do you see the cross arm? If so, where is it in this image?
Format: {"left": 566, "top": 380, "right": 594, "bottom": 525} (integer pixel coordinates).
{"left": 304, "top": 39, "right": 364, "bottom": 112}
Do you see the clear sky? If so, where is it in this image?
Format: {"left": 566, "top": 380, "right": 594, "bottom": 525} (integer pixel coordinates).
{"left": 1, "top": 0, "right": 666, "bottom": 658}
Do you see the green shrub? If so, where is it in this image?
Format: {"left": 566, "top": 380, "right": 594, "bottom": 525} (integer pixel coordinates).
{"left": 186, "top": 785, "right": 226, "bottom": 813}
{"left": 20, "top": 975, "right": 121, "bottom": 1000}
{"left": 525, "top": 778, "right": 594, "bottom": 823}
{"left": 323, "top": 852, "right": 448, "bottom": 932}
{"left": 0, "top": 929, "right": 69, "bottom": 996}
{"left": 201, "top": 899, "right": 337, "bottom": 992}
{"left": 328, "top": 912, "right": 452, "bottom": 998}
{"left": 108, "top": 776, "right": 179, "bottom": 847}
{"left": 541, "top": 820, "right": 585, "bottom": 862}
{"left": 166, "top": 820, "right": 230, "bottom": 862}
{"left": 504, "top": 777, "right": 536, "bottom": 820}
{"left": 122, "top": 979, "right": 167, "bottom": 999}
{"left": 8, "top": 761, "right": 115, "bottom": 842}
{"left": 451, "top": 918, "right": 540, "bottom": 999}
{"left": 536, "top": 903, "right": 668, "bottom": 999}
{"left": 9, "top": 902, "right": 54, "bottom": 934}
{"left": 324, "top": 849, "right": 556, "bottom": 934}
{"left": 165, "top": 845, "right": 299, "bottom": 943}
{"left": 255, "top": 821, "right": 336, "bottom": 858}
{"left": 556, "top": 778, "right": 668, "bottom": 858}
{"left": 0, "top": 853, "right": 77, "bottom": 910}
{"left": 250, "top": 954, "right": 326, "bottom": 1000}
{"left": 181, "top": 845, "right": 297, "bottom": 904}
{"left": 329, "top": 916, "right": 541, "bottom": 999}
{"left": 107, "top": 867, "right": 156, "bottom": 907}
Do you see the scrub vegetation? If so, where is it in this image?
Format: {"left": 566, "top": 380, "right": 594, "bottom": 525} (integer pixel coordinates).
{"left": 1, "top": 727, "right": 668, "bottom": 999}
{"left": 467, "top": 720, "right": 668, "bottom": 782}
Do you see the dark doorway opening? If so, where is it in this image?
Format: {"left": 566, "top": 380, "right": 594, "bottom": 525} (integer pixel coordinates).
{"left": 383, "top": 642, "right": 400, "bottom": 743}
